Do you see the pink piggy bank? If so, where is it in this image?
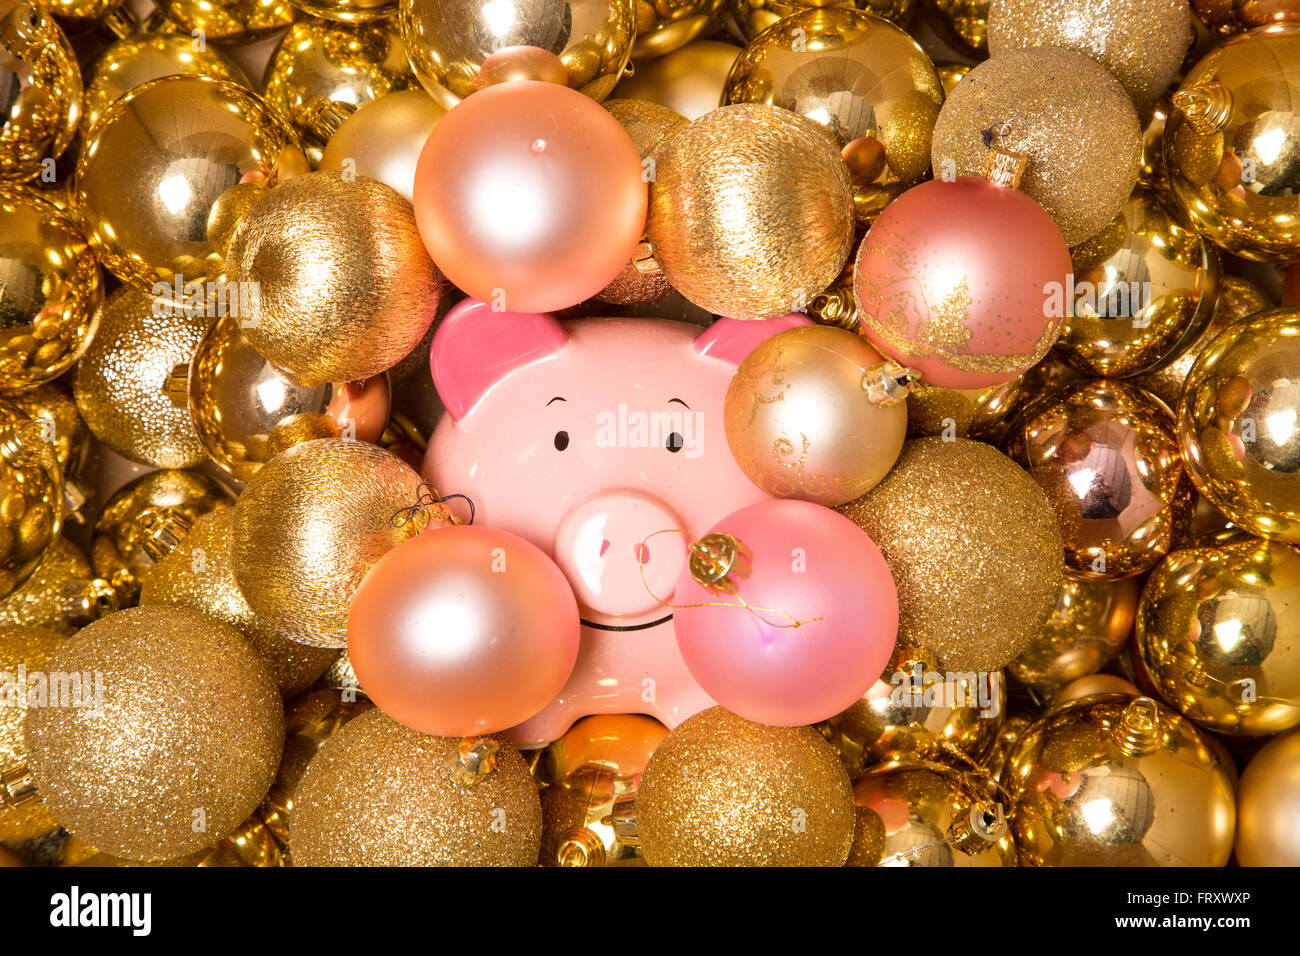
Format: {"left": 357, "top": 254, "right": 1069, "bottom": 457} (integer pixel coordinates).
{"left": 424, "top": 299, "right": 809, "bottom": 748}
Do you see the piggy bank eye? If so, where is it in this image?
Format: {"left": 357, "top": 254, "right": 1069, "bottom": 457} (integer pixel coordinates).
{"left": 665, "top": 432, "right": 684, "bottom": 453}
{"left": 554, "top": 431, "right": 570, "bottom": 451}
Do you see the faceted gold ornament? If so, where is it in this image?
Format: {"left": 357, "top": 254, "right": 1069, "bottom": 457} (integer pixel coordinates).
{"left": 287, "top": 0, "right": 395, "bottom": 21}
{"left": 632, "top": 0, "right": 723, "bottom": 57}
{"left": 152, "top": 0, "right": 296, "bottom": 43}
{"left": 0, "top": 401, "right": 61, "bottom": 600}
{"left": 0, "top": 623, "right": 64, "bottom": 841}
{"left": 0, "top": 2, "right": 82, "bottom": 182}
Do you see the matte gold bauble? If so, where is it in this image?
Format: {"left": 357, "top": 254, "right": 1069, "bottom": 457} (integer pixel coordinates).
{"left": 24, "top": 605, "right": 284, "bottom": 862}
{"left": 1192, "top": 0, "right": 1300, "bottom": 35}
{"left": 0, "top": 2, "right": 82, "bottom": 182}
{"left": 1007, "top": 380, "right": 1195, "bottom": 580}
{"left": 904, "top": 376, "right": 1023, "bottom": 442}
{"left": 292, "top": 709, "right": 542, "bottom": 865}
{"left": 647, "top": 103, "right": 854, "bottom": 320}
{"left": 152, "top": 0, "right": 296, "bottom": 42}
{"left": 1004, "top": 694, "right": 1236, "bottom": 866}
{"left": 317, "top": 89, "right": 445, "bottom": 203}
{"left": 1053, "top": 672, "right": 1140, "bottom": 705}
{"left": 0, "top": 187, "right": 102, "bottom": 391}
{"left": 0, "top": 400, "right": 62, "bottom": 599}
{"left": 1164, "top": 24, "right": 1300, "bottom": 261}
{"left": 930, "top": 47, "right": 1141, "bottom": 246}
{"left": 0, "top": 624, "right": 65, "bottom": 841}
{"left": 71, "top": 287, "right": 210, "bottom": 469}
{"left": 1234, "top": 727, "right": 1300, "bottom": 866}
{"left": 140, "top": 510, "right": 338, "bottom": 698}
{"left": 74, "top": 75, "right": 308, "bottom": 291}
{"left": 838, "top": 437, "right": 1064, "bottom": 672}
{"left": 0, "top": 536, "right": 111, "bottom": 636}
{"left": 636, "top": 706, "right": 854, "bottom": 866}
{"left": 1136, "top": 536, "right": 1300, "bottom": 736}
{"left": 613, "top": 39, "right": 740, "bottom": 120}
{"left": 287, "top": 0, "right": 395, "bottom": 21}
{"left": 225, "top": 171, "right": 441, "bottom": 387}
{"left": 723, "top": 8, "right": 943, "bottom": 223}
{"left": 930, "top": 0, "right": 989, "bottom": 52}
{"left": 400, "top": 0, "right": 636, "bottom": 109}
{"left": 231, "top": 438, "right": 424, "bottom": 648}
{"left": 1177, "top": 306, "right": 1300, "bottom": 543}
{"left": 632, "top": 0, "right": 722, "bottom": 57}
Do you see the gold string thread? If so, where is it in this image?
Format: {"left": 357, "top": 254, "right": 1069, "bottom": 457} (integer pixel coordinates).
{"left": 390, "top": 483, "right": 468, "bottom": 532}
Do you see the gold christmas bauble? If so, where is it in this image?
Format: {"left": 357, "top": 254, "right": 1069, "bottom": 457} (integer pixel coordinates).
{"left": 930, "top": 46, "right": 1141, "bottom": 246}
{"left": 231, "top": 438, "right": 424, "bottom": 648}
{"left": 0, "top": 400, "right": 62, "bottom": 599}
{"left": 41, "top": 0, "right": 125, "bottom": 31}
{"left": 317, "top": 89, "right": 445, "bottom": 203}
{"left": 647, "top": 103, "right": 854, "bottom": 320}
{"left": 152, "top": 0, "right": 296, "bottom": 42}
{"left": 903, "top": 376, "right": 1023, "bottom": 442}
{"left": 930, "top": 0, "right": 989, "bottom": 52}
{"left": 74, "top": 75, "right": 309, "bottom": 292}
{"left": 7, "top": 382, "right": 87, "bottom": 478}
{"left": 1234, "top": 727, "right": 1300, "bottom": 866}
{"left": 1177, "top": 306, "right": 1300, "bottom": 543}
{"left": 632, "top": 0, "right": 722, "bottom": 57}
{"left": 0, "top": 187, "right": 102, "bottom": 391}
{"left": 225, "top": 171, "right": 441, "bottom": 387}
{"left": 1192, "top": 0, "right": 1300, "bottom": 35}
{"left": 1136, "top": 535, "right": 1300, "bottom": 736}
{"left": 63, "top": 814, "right": 286, "bottom": 868}
{"left": 723, "top": 8, "right": 943, "bottom": 224}
{"left": 613, "top": 39, "right": 740, "bottom": 120}
{"left": 0, "top": 624, "right": 65, "bottom": 840}
{"left": 1004, "top": 694, "right": 1236, "bottom": 866}
{"left": 140, "top": 509, "right": 338, "bottom": 698}
{"left": 71, "top": 287, "right": 210, "bottom": 469}
{"left": 0, "top": 536, "right": 111, "bottom": 636}
{"left": 291, "top": 708, "right": 542, "bottom": 865}
{"left": 1053, "top": 672, "right": 1140, "bottom": 705}
{"left": 287, "top": 0, "right": 395, "bottom": 21}
{"left": 0, "top": 2, "right": 81, "bottom": 182}
{"left": 838, "top": 437, "right": 1064, "bottom": 672}
{"left": 729, "top": 0, "right": 915, "bottom": 45}
{"left": 24, "top": 605, "right": 285, "bottom": 862}
{"left": 636, "top": 706, "right": 855, "bottom": 866}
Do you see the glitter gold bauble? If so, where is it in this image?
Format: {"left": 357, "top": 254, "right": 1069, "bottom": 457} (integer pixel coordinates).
{"left": 632, "top": 0, "right": 722, "bottom": 57}
{"left": 904, "top": 376, "right": 1023, "bottom": 441}
{"left": 0, "top": 400, "right": 61, "bottom": 599}
{"left": 647, "top": 103, "right": 854, "bottom": 320}
{"left": 613, "top": 39, "right": 739, "bottom": 120}
{"left": 291, "top": 708, "right": 541, "bottom": 865}
{"left": 24, "top": 605, "right": 284, "bottom": 862}
{"left": 74, "top": 75, "right": 309, "bottom": 292}
{"left": 400, "top": 0, "right": 636, "bottom": 109}
{"left": 635, "top": 706, "right": 854, "bottom": 866}
{"left": 225, "top": 171, "right": 441, "bottom": 387}
{"left": 0, "top": 2, "right": 82, "bottom": 182}
{"left": 0, "top": 537, "right": 112, "bottom": 636}
{"left": 988, "top": 0, "right": 1190, "bottom": 111}
{"left": 1004, "top": 694, "right": 1236, "bottom": 866}
{"left": 317, "top": 89, "right": 446, "bottom": 203}
{"left": 838, "top": 437, "right": 1064, "bottom": 672}
{"left": 65, "top": 814, "right": 286, "bottom": 867}
{"left": 930, "top": 47, "right": 1141, "bottom": 246}
{"left": 140, "top": 509, "right": 338, "bottom": 698}
{"left": 71, "top": 287, "right": 210, "bottom": 469}
{"left": 288, "top": 0, "right": 395, "bottom": 20}
{"left": 231, "top": 438, "right": 424, "bottom": 648}
{"left": 1007, "top": 380, "right": 1196, "bottom": 580}
{"left": 1235, "top": 727, "right": 1300, "bottom": 866}
{"left": 152, "top": 0, "right": 296, "bottom": 42}
{"left": 1054, "top": 186, "right": 1220, "bottom": 379}
{"left": 722, "top": 8, "right": 943, "bottom": 223}
{"left": 1192, "top": 0, "right": 1300, "bottom": 35}
{"left": 0, "top": 187, "right": 102, "bottom": 391}
{"left": 1164, "top": 24, "right": 1300, "bottom": 261}
{"left": 1177, "top": 307, "right": 1300, "bottom": 543}
{"left": 0, "top": 624, "right": 64, "bottom": 840}
{"left": 930, "top": 0, "right": 989, "bottom": 52}
{"left": 1136, "top": 536, "right": 1300, "bottom": 736}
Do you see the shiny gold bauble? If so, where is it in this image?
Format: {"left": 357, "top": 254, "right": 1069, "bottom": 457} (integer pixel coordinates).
{"left": 400, "top": 0, "right": 636, "bottom": 109}
{"left": 1235, "top": 727, "right": 1300, "bottom": 866}
{"left": 0, "top": 2, "right": 81, "bottom": 182}
{"left": 1136, "top": 536, "right": 1300, "bottom": 736}
{"left": 225, "top": 171, "right": 441, "bottom": 387}
{"left": 851, "top": 760, "right": 1016, "bottom": 867}
{"left": 152, "top": 0, "right": 296, "bottom": 42}
{"left": 930, "top": 0, "right": 989, "bottom": 52}
{"left": 292, "top": 708, "right": 542, "bottom": 865}
{"left": 71, "top": 287, "right": 210, "bottom": 469}
{"left": 632, "top": 0, "right": 723, "bottom": 57}
{"left": 7, "top": 382, "right": 86, "bottom": 477}
{"left": 930, "top": 47, "right": 1141, "bottom": 246}
{"left": 0, "top": 536, "right": 110, "bottom": 636}
{"left": 231, "top": 438, "right": 424, "bottom": 648}
{"left": 0, "top": 400, "right": 61, "bottom": 599}
{"left": 1164, "top": 24, "right": 1300, "bottom": 261}
{"left": 647, "top": 103, "right": 854, "bottom": 320}
{"left": 636, "top": 706, "right": 854, "bottom": 866}
{"left": 839, "top": 437, "right": 1064, "bottom": 672}
{"left": 0, "top": 624, "right": 64, "bottom": 840}
{"left": 140, "top": 510, "right": 338, "bottom": 698}
{"left": 1007, "top": 380, "right": 1195, "bottom": 580}
{"left": 41, "top": 0, "right": 125, "bottom": 31}
{"left": 24, "top": 605, "right": 284, "bottom": 862}
{"left": 0, "top": 187, "right": 102, "bottom": 391}
{"left": 64, "top": 814, "right": 286, "bottom": 868}
{"left": 1010, "top": 574, "right": 1140, "bottom": 700}
{"left": 1054, "top": 186, "right": 1220, "bottom": 379}
{"left": 74, "top": 75, "right": 308, "bottom": 292}
{"left": 613, "top": 39, "right": 740, "bottom": 120}
{"left": 904, "top": 376, "right": 1023, "bottom": 441}
{"left": 723, "top": 9, "right": 942, "bottom": 223}
{"left": 1053, "top": 672, "right": 1140, "bottom": 705}
{"left": 1192, "top": 0, "right": 1300, "bottom": 36}
{"left": 729, "top": 0, "right": 915, "bottom": 44}
{"left": 317, "top": 89, "right": 446, "bottom": 203}
{"left": 1004, "top": 694, "right": 1236, "bottom": 866}
{"left": 1178, "top": 306, "right": 1300, "bottom": 543}
{"left": 287, "top": 0, "right": 395, "bottom": 21}
{"left": 980, "top": 706, "right": 1037, "bottom": 783}
{"left": 1139, "top": 94, "right": 1172, "bottom": 189}
{"left": 91, "top": 469, "right": 232, "bottom": 604}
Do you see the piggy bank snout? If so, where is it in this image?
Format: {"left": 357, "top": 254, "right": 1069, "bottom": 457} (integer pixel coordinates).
{"left": 553, "top": 490, "right": 687, "bottom": 621}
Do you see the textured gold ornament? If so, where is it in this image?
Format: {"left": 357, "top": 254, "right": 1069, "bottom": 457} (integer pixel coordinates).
{"left": 0, "top": 2, "right": 82, "bottom": 182}
{"left": 317, "top": 89, "right": 446, "bottom": 203}
{"left": 291, "top": 708, "right": 541, "bottom": 865}
{"left": 904, "top": 377, "right": 1023, "bottom": 441}
{"left": 152, "top": 0, "right": 296, "bottom": 42}
{"left": 64, "top": 814, "right": 286, "bottom": 867}
{"left": 635, "top": 706, "right": 854, "bottom": 866}
{"left": 1235, "top": 727, "right": 1300, "bottom": 866}
{"left": 647, "top": 103, "right": 854, "bottom": 320}
{"left": 287, "top": 0, "right": 395, "bottom": 21}
{"left": 839, "top": 437, "right": 1064, "bottom": 672}
{"left": 0, "top": 536, "right": 113, "bottom": 636}
{"left": 0, "top": 624, "right": 64, "bottom": 840}
{"left": 24, "top": 605, "right": 285, "bottom": 862}
{"left": 613, "top": 39, "right": 739, "bottom": 120}
{"left": 1004, "top": 694, "right": 1236, "bottom": 866}
{"left": 632, "top": 0, "right": 722, "bottom": 57}
{"left": 930, "top": 47, "right": 1141, "bottom": 246}
{"left": 0, "top": 401, "right": 61, "bottom": 599}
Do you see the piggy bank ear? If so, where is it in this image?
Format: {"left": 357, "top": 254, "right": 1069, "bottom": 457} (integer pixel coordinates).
{"left": 430, "top": 299, "right": 569, "bottom": 421}
{"left": 692, "top": 313, "right": 814, "bottom": 366}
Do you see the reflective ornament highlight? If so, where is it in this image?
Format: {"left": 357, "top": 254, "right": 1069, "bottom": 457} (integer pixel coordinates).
{"left": 0, "top": 2, "right": 81, "bottom": 182}
{"left": 0, "top": 400, "right": 61, "bottom": 599}
{"left": 632, "top": 0, "right": 721, "bottom": 56}
{"left": 287, "top": 0, "right": 395, "bottom": 21}
{"left": 1191, "top": 0, "right": 1300, "bottom": 35}
{"left": 152, "top": 0, "right": 296, "bottom": 42}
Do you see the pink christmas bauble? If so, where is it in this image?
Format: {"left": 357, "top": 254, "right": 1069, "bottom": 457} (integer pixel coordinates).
{"left": 672, "top": 499, "right": 898, "bottom": 727}
{"left": 412, "top": 80, "right": 647, "bottom": 314}
{"left": 853, "top": 176, "right": 1071, "bottom": 389}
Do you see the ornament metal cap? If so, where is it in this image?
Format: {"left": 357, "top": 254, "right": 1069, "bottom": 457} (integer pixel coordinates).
{"left": 809, "top": 286, "right": 859, "bottom": 332}
{"left": 1112, "top": 697, "right": 1164, "bottom": 757}
{"left": 447, "top": 736, "right": 500, "bottom": 787}
{"left": 556, "top": 827, "right": 606, "bottom": 867}
{"left": 610, "top": 793, "right": 639, "bottom": 847}
{"left": 1173, "top": 83, "right": 1233, "bottom": 135}
{"left": 983, "top": 145, "right": 1029, "bottom": 190}
{"left": 136, "top": 507, "right": 194, "bottom": 561}
{"left": 631, "top": 239, "right": 662, "bottom": 278}
{"left": 947, "top": 800, "right": 1008, "bottom": 855}
{"left": 307, "top": 99, "right": 359, "bottom": 146}
{"left": 0, "top": 764, "right": 39, "bottom": 810}
{"left": 687, "top": 532, "right": 752, "bottom": 595}
{"left": 0, "top": 420, "right": 52, "bottom": 468}
{"left": 73, "top": 578, "right": 121, "bottom": 627}
{"left": 863, "top": 360, "right": 920, "bottom": 406}
{"left": 0, "top": 3, "right": 45, "bottom": 61}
